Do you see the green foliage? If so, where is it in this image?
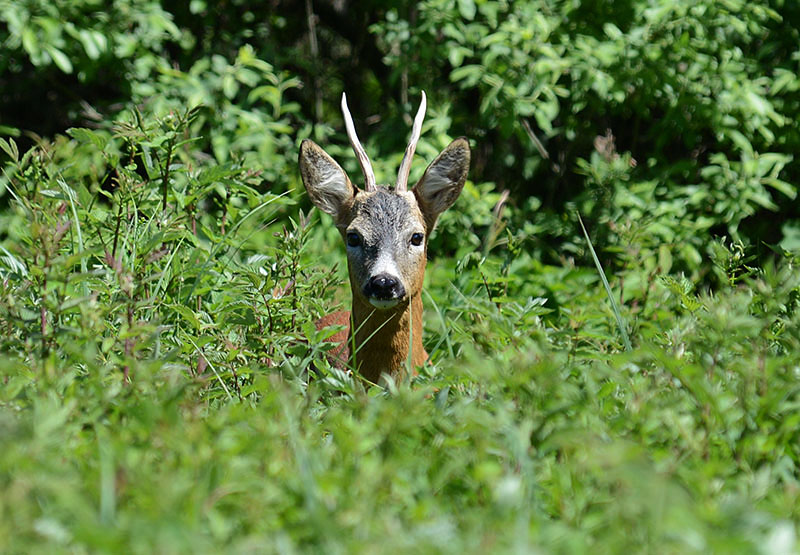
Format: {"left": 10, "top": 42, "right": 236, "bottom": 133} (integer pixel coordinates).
{"left": 372, "top": 0, "right": 800, "bottom": 274}
{"left": 2, "top": 0, "right": 800, "bottom": 551}
{"left": 133, "top": 44, "right": 303, "bottom": 177}
{"left": 0, "top": 0, "right": 178, "bottom": 76}
{"left": 0, "top": 109, "right": 335, "bottom": 402}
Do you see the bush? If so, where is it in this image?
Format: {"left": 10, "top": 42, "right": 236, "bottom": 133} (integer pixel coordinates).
{"left": 1, "top": 1, "right": 800, "bottom": 551}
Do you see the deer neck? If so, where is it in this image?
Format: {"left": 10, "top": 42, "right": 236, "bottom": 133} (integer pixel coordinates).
{"left": 350, "top": 290, "right": 426, "bottom": 384}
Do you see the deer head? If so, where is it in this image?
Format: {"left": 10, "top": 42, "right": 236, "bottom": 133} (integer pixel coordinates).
{"left": 299, "top": 92, "right": 470, "bottom": 310}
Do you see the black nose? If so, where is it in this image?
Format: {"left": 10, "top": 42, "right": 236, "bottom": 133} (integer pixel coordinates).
{"left": 365, "top": 273, "right": 405, "bottom": 300}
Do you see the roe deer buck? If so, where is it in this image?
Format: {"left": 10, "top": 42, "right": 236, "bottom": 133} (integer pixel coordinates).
{"left": 299, "top": 91, "right": 470, "bottom": 384}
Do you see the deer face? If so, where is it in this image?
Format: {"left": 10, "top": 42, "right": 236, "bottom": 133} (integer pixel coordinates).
{"left": 298, "top": 136, "right": 470, "bottom": 311}
{"left": 299, "top": 92, "right": 469, "bottom": 311}
{"left": 342, "top": 189, "right": 427, "bottom": 309}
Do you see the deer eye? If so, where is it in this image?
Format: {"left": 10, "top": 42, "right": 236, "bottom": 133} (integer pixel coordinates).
{"left": 346, "top": 232, "right": 362, "bottom": 247}
{"left": 410, "top": 232, "right": 424, "bottom": 246}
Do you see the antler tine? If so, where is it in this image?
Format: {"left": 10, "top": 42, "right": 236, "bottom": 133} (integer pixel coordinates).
{"left": 396, "top": 91, "right": 427, "bottom": 193}
{"left": 341, "top": 92, "right": 376, "bottom": 192}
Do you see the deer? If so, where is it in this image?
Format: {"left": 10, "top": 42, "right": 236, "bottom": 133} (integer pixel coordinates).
{"left": 298, "top": 91, "right": 470, "bottom": 384}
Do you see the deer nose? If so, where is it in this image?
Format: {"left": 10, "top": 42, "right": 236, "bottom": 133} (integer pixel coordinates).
{"left": 365, "top": 273, "right": 405, "bottom": 300}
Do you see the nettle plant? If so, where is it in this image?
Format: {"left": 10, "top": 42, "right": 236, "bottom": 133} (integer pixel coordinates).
{"left": 0, "top": 108, "right": 331, "bottom": 394}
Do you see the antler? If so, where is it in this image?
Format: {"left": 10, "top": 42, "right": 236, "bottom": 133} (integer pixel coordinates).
{"left": 396, "top": 91, "right": 427, "bottom": 193}
{"left": 341, "top": 93, "right": 376, "bottom": 192}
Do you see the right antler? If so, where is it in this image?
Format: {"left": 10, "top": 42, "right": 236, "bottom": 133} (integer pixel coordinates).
{"left": 341, "top": 93, "right": 377, "bottom": 192}
{"left": 396, "top": 91, "right": 427, "bottom": 193}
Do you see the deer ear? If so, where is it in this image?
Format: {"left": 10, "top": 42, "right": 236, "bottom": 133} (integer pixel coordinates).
{"left": 299, "top": 139, "right": 356, "bottom": 219}
{"left": 413, "top": 137, "right": 470, "bottom": 229}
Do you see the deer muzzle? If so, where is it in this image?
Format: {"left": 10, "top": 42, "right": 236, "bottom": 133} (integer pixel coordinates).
{"left": 364, "top": 273, "right": 406, "bottom": 309}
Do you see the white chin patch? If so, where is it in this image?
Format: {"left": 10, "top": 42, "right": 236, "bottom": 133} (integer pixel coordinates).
{"left": 368, "top": 298, "right": 401, "bottom": 309}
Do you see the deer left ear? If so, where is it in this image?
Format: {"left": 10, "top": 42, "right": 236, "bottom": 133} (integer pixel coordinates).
{"left": 299, "top": 139, "right": 356, "bottom": 221}
{"left": 413, "top": 137, "right": 470, "bottom": 229}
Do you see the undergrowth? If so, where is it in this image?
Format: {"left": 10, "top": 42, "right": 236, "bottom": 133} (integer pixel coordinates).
{"left": 0, "top": 108, "right": 799, "bottom": 553}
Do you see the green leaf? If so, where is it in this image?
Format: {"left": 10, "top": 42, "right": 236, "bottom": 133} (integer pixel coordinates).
{"left": 78, "top": 30, "right": 107, "bottom": 60}
{"left": 762, "top": 178, "right": 796, "bottom": 199}
{"left": 577, "top": 212, "right": 632, "bottom": 352}
{"left": 45, "top": 45, "right": 73, "bottom": 74}
{"left": 67, "top": 128, "right": 108, "bottom": 150}
{"left": 726, "top": 129, "right": 753, "bottom": 157}
{"left": 21, "top": 28, "right": 40, "bottom": 59}
{"left": 0, "top": 137, "right": 19, "bottom": 162}
{"left": 457, "top": 0, "right": 476, "bottom": 20}
{"left": 603, "top": 23, "right": 623, "bottom": 40}
{"left": 450, "top": 65, "right": 483, "bottom": 87}
{"left": 172, "top": 304, "right": 205, "bottom": 330}
{"left": 447, "top": 46, "right": 470, "bottom": 68}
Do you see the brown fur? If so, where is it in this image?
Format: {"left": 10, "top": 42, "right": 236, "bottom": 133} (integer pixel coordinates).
{"left": 314, "top": 295, "right": 427, "bottom": 384}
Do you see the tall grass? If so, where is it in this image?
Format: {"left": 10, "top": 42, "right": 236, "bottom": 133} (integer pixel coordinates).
{"left": 1, "top": 111, "right": 799, "bottom": 553}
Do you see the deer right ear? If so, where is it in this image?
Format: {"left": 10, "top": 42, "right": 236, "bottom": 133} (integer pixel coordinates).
{"left": 299, "top": 139, "right": 356, "bottom": 219}
{"left": 413, "top": 137, "right": 471, "bottom": 229}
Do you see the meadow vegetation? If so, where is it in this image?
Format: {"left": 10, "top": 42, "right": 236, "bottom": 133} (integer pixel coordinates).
{"left": 1, "top": 0, "right": 799, "bottom": 551}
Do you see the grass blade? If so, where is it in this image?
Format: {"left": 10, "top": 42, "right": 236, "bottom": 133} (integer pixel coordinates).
{"left": 577, "top": 212, "right": 632, "bottom": 351}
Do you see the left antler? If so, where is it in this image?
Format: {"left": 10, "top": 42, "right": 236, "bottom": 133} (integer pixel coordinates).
{"left": 341, "top": 93, "right": 377, "bottom": 192}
